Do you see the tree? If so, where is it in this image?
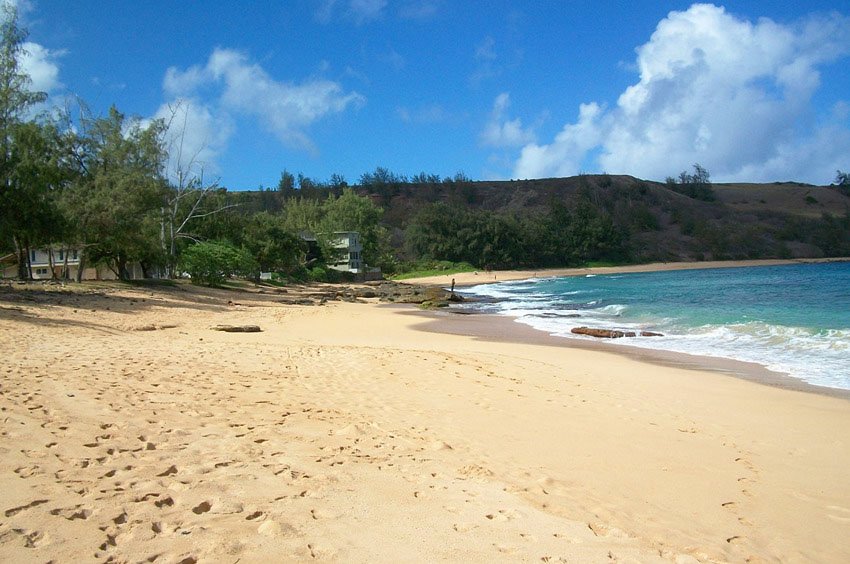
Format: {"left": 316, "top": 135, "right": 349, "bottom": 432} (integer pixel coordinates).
{"left": 666, "top": 163, "right": 714, "bottom": 201}
{"left": 277, "top": 169, "right": 296, "bottom": 195}
{"left": 0, "top": 1, "right": 51, "bottom": 278}
{"left": 280, "top": 197, "right": 323, "bottom": 234}
{"left": 320, "top": 188, "right": 388, "bottom": 267}
{"left": 180, "top": 240, "right": 257, "bottom": 286}
{"left": 65, "top": 106, "right": 168, "bottom": 280}
{"left": 3, "top": 121, "right": 67, "bottom": 278}
{"left": 241, "top": 212, "right": 305, "bottom": 274}
{"left": 836, "top": 170, "right": 849, "bottom": 186}
{"left": 158, "top": 101, "right": 239, "bottom": 278}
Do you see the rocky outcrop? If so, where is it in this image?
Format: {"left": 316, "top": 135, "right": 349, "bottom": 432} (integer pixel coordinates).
{"left": 572, "top": 327, "right": 634, "bottom": 338}
{"left": 639, "top": 331, "right": 664, "bottom": 337}
{"left": 571, "top": 326, "right": 664, "bottom": 339}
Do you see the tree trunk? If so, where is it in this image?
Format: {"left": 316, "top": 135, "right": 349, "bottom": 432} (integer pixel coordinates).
{"left": 14, "top": 236, "right": 29, "bottom": 280}
{"left": 117, "top": 254, "right": 129, "bottom": 281}
{"left": 75, "top": 250, "right": 85, "bottom": 283}
{"left": 62, "top": 248, "right": 70, "bottom": 280}
{"left": 48, "top": 248, "right": 56, "bottom": 280}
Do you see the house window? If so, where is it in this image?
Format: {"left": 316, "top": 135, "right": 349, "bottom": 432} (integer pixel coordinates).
{"left": 58, "top": 250, "right": 64, "bottom": 261}
{"left": 72, "top": 250, "right": 78, "bottom": 260}
{"left": 31, "top": 250, "right": 36, "bottom": 262}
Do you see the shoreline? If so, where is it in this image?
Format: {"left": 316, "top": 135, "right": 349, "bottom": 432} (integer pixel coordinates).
{"left": 402, "top": 257, "right": 850, "bottom": 399}
{"left": 2, "top": 283, "right": 850, "bottom": 561}
{"left": 399, "top": 256, "right": 850, "bottom": 287}
{"left": 407, "top": 306, "right": 850, "bottom": 401}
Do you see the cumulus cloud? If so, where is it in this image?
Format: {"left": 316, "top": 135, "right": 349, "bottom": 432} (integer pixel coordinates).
{"left": 20, "top": 41, "right": 62, "bottom": 93}
{"left": 153, "top": 98, "right": 234, "bottom": 183}
{"left": 514, "top": 4, "right": 850, "bottom": 183}
{"left": 480, "top": 92, "right": 535, "bottom": 147}
{"left": 160, "top": 47, "right": 364, "bottom": 165}
{"left": 1, "top": 1, "right": 63, "bottom": 97}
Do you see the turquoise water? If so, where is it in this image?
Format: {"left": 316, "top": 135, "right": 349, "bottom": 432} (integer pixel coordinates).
{"left": 461, "top": 262, "right": 850, "bottom": 390}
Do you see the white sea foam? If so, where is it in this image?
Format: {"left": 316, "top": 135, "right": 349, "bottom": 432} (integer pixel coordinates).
{"left": 461, "top": 264, "right": 850, "bottom": 390}
{"left": 510, "top": 312, "right": 850, "bottom": 390}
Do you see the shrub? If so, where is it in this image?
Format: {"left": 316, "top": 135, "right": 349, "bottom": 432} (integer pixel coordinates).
{"left": 180, "top": 241, "right": 258, "bottom": 286}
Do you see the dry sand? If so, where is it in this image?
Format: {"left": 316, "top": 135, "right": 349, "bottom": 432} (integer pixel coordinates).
{"left": 1, "top": 280, "right": 849, "bottom": 563}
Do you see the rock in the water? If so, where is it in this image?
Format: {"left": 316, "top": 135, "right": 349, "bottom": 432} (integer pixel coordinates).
{"left": 210, "top": 324, "right": 262, "bottom": 333}
{"left": 571, "top": 326, "right": 664, "bottom": 338}
{"left": 571, "top": 327, "right": 628, "bottom": 338}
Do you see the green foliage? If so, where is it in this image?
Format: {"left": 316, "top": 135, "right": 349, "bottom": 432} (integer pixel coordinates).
{"left": 666, "top": 163, "right": 715, "bottom": 201}
{"left": 0, "top": 3, "right": 53, "bottom": 277}
{"left": 64, "top": 107, "right": 168, "bottom": 279}
{"left": 1, "top": 121, "right": 67, "bottom": 275}
{"left": 404, "top": 193, "right": 628, "bottom": 270}
{"left": 241, "top": 212, "right": 305, "bottom": 274}
{"left": 280, "top": 197, "right": 323, "bottom": 234}
{"left": 391, "top": 260, "right": 476, "bottom": 280}
{"left": 834, "top": 171, "right": 850, "bottom": 197}
{"left": 180, "top": 241, "right": 258, "bottom": 286}
{"left": 319, "top": 188, "right": 389, "bottom": 268}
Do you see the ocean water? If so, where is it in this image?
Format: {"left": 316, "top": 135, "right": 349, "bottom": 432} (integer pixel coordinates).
{"left": 459, "top": 262, "right": 850, "bottom": 391}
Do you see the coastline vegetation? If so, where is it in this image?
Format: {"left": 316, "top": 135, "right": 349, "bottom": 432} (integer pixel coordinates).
{"left": 2, "top": 5, "right": 850, "bottom": 286}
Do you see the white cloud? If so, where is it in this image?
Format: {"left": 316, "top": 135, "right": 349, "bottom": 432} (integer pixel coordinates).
{"left": 315, "top": 0, "right": 387, "bottom": 24}
{"left": 161, "top": 47, "right": 364, "bottom": 160}
{"left": 349, "top": 0, "right": 386, "bottom": 23}
{"left": 396, "top": 103, "right": 448, "bottom": 124}
{"left": 20, "top": 41, "right": 62, "bottom": 93}
{"left": 397, "top": 0, "right": 439, "bottom": 21}
{"left": 153, "top": 98, "right": 234, "bottom": 184}
{"left": 470, "top": 36, "right": 499, "bottom": 86}
{"left": 1, "top": 2, "right": 63, "bottom": 97}
{"left": 514, "top": 4, "right": 850, "bottom": 183}
{"left": 480, "top": 92, "right": 535, "bottom": 148}
{"left": 515, "top": 103, "right": 602, "bottom": 178}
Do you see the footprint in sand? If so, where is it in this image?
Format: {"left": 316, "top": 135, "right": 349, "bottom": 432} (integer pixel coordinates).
{"left": 154, "top": 496, "right": 175, "bottom": 509}
{"left": 49, "top": 506, "right": 93, "bottom": 520}
{"left": 5, "top": 499, "right": 49, "bottom": 517}
{"left": 192, "top": 501, "right": 212, "bottom": 514}
{"left": 485, "top": 509, "right": 522, "bottom": 522}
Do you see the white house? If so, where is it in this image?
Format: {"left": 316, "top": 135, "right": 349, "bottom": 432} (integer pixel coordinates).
{"left": 297, "top": 231, "right": 381, "bottom": 281}
{"left": 328, "top": 231, "right": 363, "bottom": 273}
{"left": 0, "top": 247, "right": 145, "bottom": 280}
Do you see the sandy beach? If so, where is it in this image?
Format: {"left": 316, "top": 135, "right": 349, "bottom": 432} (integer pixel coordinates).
{"left": 2, "top": 279, "right": 849, "bottom": 562}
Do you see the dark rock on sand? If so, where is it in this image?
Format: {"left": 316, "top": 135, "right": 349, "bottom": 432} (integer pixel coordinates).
{"left": 211, "top": 324, "right": 262, "bottom": 333}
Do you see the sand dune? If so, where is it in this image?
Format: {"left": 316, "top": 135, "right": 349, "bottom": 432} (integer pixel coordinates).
{"left": 1, "top": 282, "right": 849, "bottom": 562}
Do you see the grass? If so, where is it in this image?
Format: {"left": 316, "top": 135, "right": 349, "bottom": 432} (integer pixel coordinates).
{"left": 390, "top": 262, "right": 477, "bottom": 280}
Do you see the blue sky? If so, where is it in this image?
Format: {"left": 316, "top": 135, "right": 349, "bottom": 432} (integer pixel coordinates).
{"left": 18, "top": 0, "right": 850, "bottom": 189}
